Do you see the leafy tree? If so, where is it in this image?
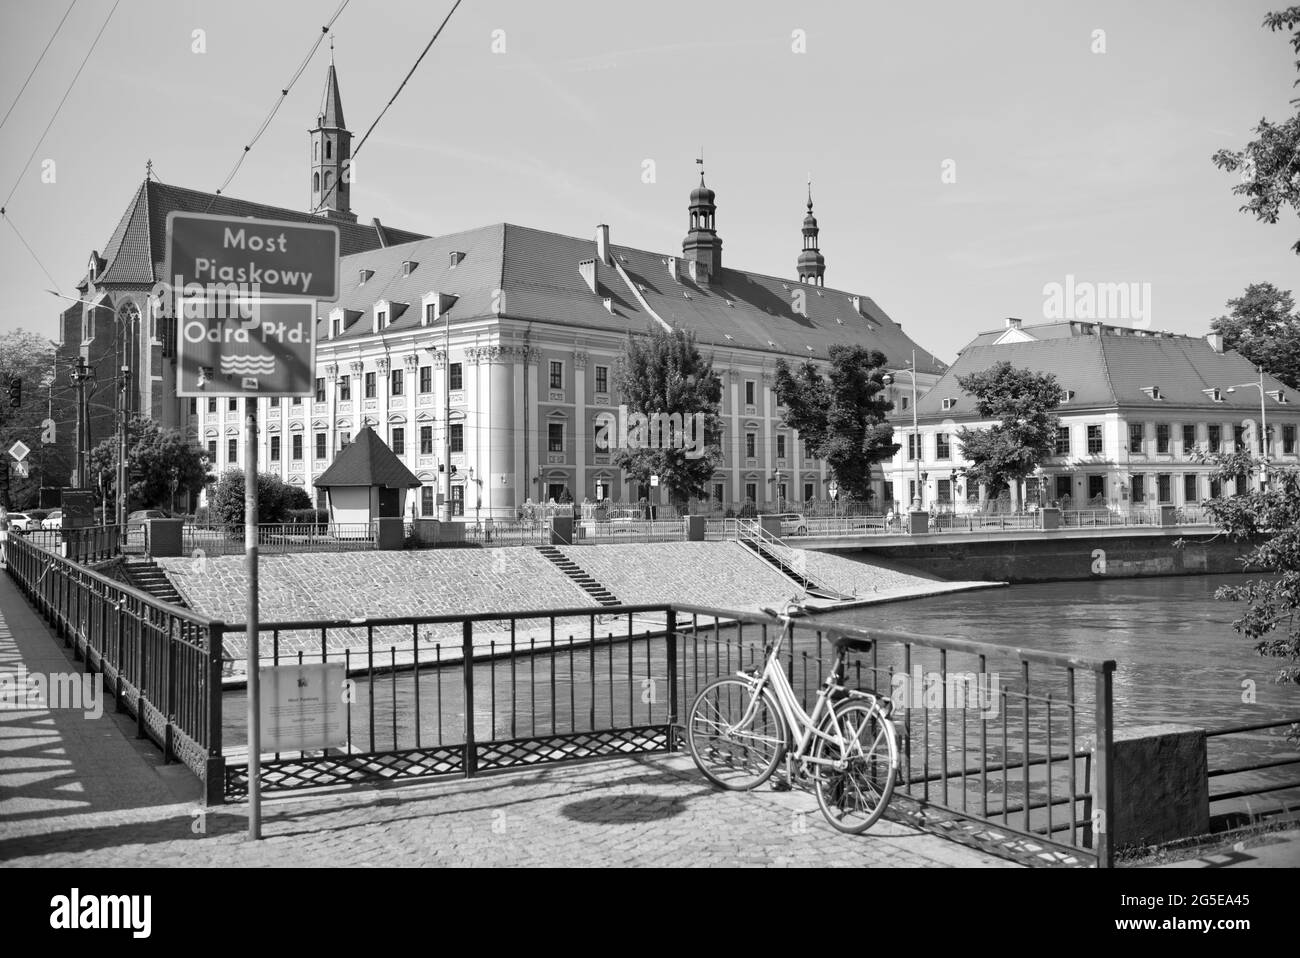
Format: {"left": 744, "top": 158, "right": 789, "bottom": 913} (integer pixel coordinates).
{"left": 954, "top": 362, "right": 1062, "bottom": 511}
{"left": 774, "top": 345, "right": 898, "bottom": 501}
{"left": 1210, "top": 282, "right": 1300, "bottom": 389}
{"left": 1212, "top": 7, "right": 1300, "bottom": 254}
{"left": 0, "top": 328, "right": 73, "bottom": 509}
{"left": 209, "top": 468, "right": 307, "bottom": 529}
{"left": 611, "top": 326, "right": 724, "bottom": 511}
{"left": 88, "top": 415, "right": 211, "bottom": 512}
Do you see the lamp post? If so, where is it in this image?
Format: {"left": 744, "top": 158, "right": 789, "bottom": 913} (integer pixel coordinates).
{"left": 772, "top": 467, "right": 784, "bottom": 511}
{"left": 1227, "top": 367, "right": 1273, "bottom": 490}
{"left": 883, "top": 348, "right": 922, "bottom": 512}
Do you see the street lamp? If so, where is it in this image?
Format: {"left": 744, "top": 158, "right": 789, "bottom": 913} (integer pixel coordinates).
{"left": 771, "top": 467, "right": 784, "bottom": 511}
{"left": 1226, "top": 367, "right": 1281, "bottom": 490}
{"left": 882, "top": 348, "right": 922, "bottom": 512}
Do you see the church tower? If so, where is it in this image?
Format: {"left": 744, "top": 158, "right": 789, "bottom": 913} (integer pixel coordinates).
{"left": 797, "top": 181, "right": 825, "bottom": 286}
{"left": 309, "top": 53, "right": 356, "bottom": 223}
{"left": 682, "top": 159, "right": 723, "bottom": 283}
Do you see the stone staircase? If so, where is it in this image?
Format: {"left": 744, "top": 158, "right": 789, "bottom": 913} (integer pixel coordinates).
{"left": 122, "top": 557, "right": 187, "bottom": 608}
{"left": 535, "top": 546, "right": 620, "bottom": 607}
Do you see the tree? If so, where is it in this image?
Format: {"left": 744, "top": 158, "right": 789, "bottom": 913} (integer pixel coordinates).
{"left": 88, "top": 416, "right": 211, "bottom": 513}
{"left": 209, "top": 468, "right": 307, "bottom": 529}
{"left": 1212, "top": 7, "right": 1300, "bottom": 254}
{"left": 954, "top": 362, "right": 1062, "bottom": 510}
{"left": 1198, "top": 450, "right": 1300, "bottom": 737}
{"left": 774, "top": 345, "right": 898, "bottom": 501}
{"left": 0, "top": 328, "right": 73, "bottom": 509}
{"left": 611, "top": 326, "right": 724, "bottom": 511}
{"left": 1210, "top": 282, "right": 1300, "bottom": 389}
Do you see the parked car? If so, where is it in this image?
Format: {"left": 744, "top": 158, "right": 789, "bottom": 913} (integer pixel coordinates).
{"left": 772, "top": 513, "right": 809, "bottom": 536}
{"left": 7, "top": 512, "right": 42, "bottom": 533}
{"left": 126, "top": 509, "right": 168, "bottom": 532}
{"left": 42, "top": 509, "right": 62, "bottom": 530}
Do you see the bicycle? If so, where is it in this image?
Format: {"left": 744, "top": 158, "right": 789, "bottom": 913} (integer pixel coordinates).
{"left": 686, "top": 599, "right": 900, "bottom": 834}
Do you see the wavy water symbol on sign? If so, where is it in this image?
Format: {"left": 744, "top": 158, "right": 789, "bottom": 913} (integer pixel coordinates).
{"left": 220, "top": 354, "right": 276, "bottom": 377}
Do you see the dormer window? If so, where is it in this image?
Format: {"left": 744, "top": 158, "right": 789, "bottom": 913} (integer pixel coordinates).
{"left": 1203, "top": 387, "right": 1224, "bottom": 403}
{"left": 1061, "top": 389, "right": 1075, "bottom": 404}
{"left": 1142, "top": 386, "right": 1163, "bottom": 401}
{"left": 448, "top": 251, "right": 464, "bottom": 268}
{"left": 377, "top": 310, "right": 387, "bottom": 329}
{"left": 835, "top": 318, "right": 844, "bottom": 326}
{"left": 359, "top": 268, "right": 374, "bottom": 285}
{"left": 402, "top": 260, "right": 417, "bottom": 277}
{"left": 941, "top": 397, "right": 957, "bottom": 411}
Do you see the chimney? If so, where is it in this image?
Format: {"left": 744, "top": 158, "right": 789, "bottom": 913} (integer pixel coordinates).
{"left": 1206, "top": 332, "right": 1224, "bottom": 353}
{"left": 595, "top": 224, "right": 610, "bottom": 266}
{"left": 578, "top": 259, "right": 598, "bottom": 294}
{"left": 1006, "top": 317, "right": 1023, "bottom": 330}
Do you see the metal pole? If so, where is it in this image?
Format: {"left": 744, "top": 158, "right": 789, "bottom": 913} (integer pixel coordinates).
{"left": 444, "top": 311, "right": 452, "bottom": 522}
{"left": 245, "top": 398, "right": 261, "bottom": 839}
{"left": 911, "top": 350, "right": 920, "bottom": 510}
{"left": 1259, "top": 368, "right": 1268, "bottom": 489}
{"left": 117, "top": 363, "right": 128, "bottom": 544}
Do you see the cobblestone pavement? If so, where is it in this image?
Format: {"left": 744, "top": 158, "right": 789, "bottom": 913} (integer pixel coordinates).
{"left": 0, "top": 753, "right": 1019, "bottom": 868}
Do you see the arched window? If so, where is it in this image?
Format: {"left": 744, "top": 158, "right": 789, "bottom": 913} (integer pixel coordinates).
{"left": 313, "top": 172, "right": 320, "bottom": 192}
{"left": 313, "top": 142, "right": 319, "bottom": 160}
{"left": 325, "top": 140, "right": 332, "bottom": 160}
{"left": 324, "top": 170, "right": 333, "bottom": 192}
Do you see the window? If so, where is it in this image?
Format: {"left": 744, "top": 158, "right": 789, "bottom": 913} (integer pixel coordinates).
{"left": 1129, "top": 423, "right": 1144, "bottom": 454}
{"left": 450, "top": 486, "right": 464, "bottom": 517}
{"left": 189, "top": 398, "right": 197, "bottom": 415}
{"left": 776, "top": 434, "right": 787, "bottom": 460}
{"left": 548, "top": 361, "right": 562, "bottom": 390}
{"left": 425, "top": 303, "right": 436, "bottom": 325}
{"left": 884, "top": 481, "right": 895, "bottom": 503}
{"left": 421, "top": 486, "right": 434, "bottom": 515}
{"left": 967, "top": 481, "right": 980, "bottom": 502}
{"left": 332, "top": 318, "right": 341, "bottom": 338}
{"left": 419, "top": 366, "right": 432, "bottom": 393}
{"left": 364, "top": 372, "right": 376, "bottom": 398}
{"left": 1285, "top": 424, "right": 1296, "bottom": 454}
{"left": 937, "top": 479, "right": 952, "bottom": 503}
{"left": 1131, "top": 474, "right": 1145, "bottom": 502}
{"left": 548, "top": 422, "right": 564, "bottom": 453}
{"left": 1234, "top": 425, "right": 1246, "bottom": 451}
{"left": 338, "top": 376, "right": 351, "bottom": 401}
{"left": 293, "top": 434, "right": 304, "bottom": 461}
{"left": 1210, "top": 476, "right": 1222, "bottom": 498}
{"left": 745, "top": 380, "right": 756, "bottom": 405}
{"left": 391, "top": 369, "right": 403, "bottom": 396}
{"left": 745, "top": 433, "right": 756, "bottom": 458}
{"left": 1183, "top": 474, "right": 1198, "bottom": 502}
{"left": 1054, "top": 426, "right": 1070, "bottom": 457}
{"left": 313, "top": 433, "right": 325, "bottom": 460}
{"left": 1055, "top": 475, "right": 1072, "bottom": 500}
{"left": 1208, "top": 424, "right": 1222, "bottom": 451}
{"left": 450, "top": 423, "right": 464, "bottom": 453}
{"left": 207, "top": 398, "right": 217, "bottom": 413}
{"left": 270, "top": 435, "right": 281, "bottom": 461}
{"left": 391, "top": 427, "right": 405, "bottom": 456}
{"left": 450, "top": 363, "right": 464, "bottom": 391}
{"left": 270, "top": 396, "right": 280, "bottom": 408}
{"left": 1182, "top": 424, "right": 1197, "bottom": 453}
{"left": 936, "top": 432, "right": 951, "bottom": 459}
{"left": 420, "top": 426, "right": 433, "bottom": 454}
{"left": 376, "top": 311, "right": 387, "bottom": 329}
{"left": 227, "top": 438, "right": 237, "bottom": 463}
{"left": 803, "top": 482, "right": 814, "bottom": 502}
{"left": 1156, "top": 424, "right": 1170, "bottom": 454}
{"left": 1157, "top": 473, "right": 1172, "bottom": 503}
{"left": 1088, "top": 474, "right": 1106, "bottom": 500}
{"left": 907, "top": 433, "right": 919, "bottom": 460}
{"left": 229, "top": 398, "right": 238, "bottom": 412}
{"left": 713, "top": 482, "right": 725, "bottom": 503}
{"left": 339, "top": 431, "right": 351, "bottom": 450}
{"left": 595, "top": 365, "right": 608, "bottom": 394}
{"left": 292, "top": 397, "right": 301, "bottom": 406}
{"left": 745, "top": 482, "right": 757, "bottom": 503}
{"left": 206, "top": 440, "right": 217, "bottom": 461}
{"left": 941, "top": 397, "right": 956, "bottom": 411}
{"left": 315, "top": 378, "right": 325, "bottom": 403}
{"left": 1087, "top": 425, "right": 1103, "bottom": 454}
{"left": 900, "top": 395, "right": 909, "bottom": 410}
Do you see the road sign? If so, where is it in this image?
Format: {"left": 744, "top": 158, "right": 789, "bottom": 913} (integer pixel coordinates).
{"left": 8, "top": 440, "right": 29, "bottom": 462}
{"left": 12, "top": 461, "right": 29, "bottom": 478}
{"left": 177, "top": 298, "right": 316, "bottom": 397}
{"left": 165, "top": 212, "right": 340, "bottom": 300}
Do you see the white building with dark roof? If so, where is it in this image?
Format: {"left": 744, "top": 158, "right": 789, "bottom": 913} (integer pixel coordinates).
{"left": 884, "top": 318, "right": 1298, "bottom": 513}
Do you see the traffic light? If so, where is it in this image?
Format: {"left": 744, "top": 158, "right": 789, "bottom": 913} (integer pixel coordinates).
{"left": 6, "top": 376, "right": 19, "bottom": 408}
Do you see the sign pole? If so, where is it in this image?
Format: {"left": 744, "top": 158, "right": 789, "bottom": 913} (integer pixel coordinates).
{"left": 245, "top": 397, "right": 261, "bottom": 839}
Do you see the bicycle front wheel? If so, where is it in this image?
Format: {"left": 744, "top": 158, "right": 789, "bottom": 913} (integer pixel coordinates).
{"left": 813, "top": 699, "right": 898, "bottom": 834}
{"left": 687, "top": 677, "right": 787, "bottom": 790}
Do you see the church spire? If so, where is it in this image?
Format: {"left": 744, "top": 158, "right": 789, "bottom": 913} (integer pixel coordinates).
{"left": 682, "top": 154, "right": 722, "bottom": 282}
{"left": 797, "top": 177, "right": 825, "bottom": 286}
{"left": 309, "top": 54, "right": 355, "bottom": 222}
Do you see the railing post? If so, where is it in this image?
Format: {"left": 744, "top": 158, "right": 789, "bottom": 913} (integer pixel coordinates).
{"left": 1093, "top": 662, "right": 1116, "bottom": 867}
{"left": 462, "top": 619, "right": 477, "bottom": 777}
{"left": 206, "top": 620, "right": 227, "bottom": 805}
{"left": 666, "top": 608, "right": 679, "bottom": 749}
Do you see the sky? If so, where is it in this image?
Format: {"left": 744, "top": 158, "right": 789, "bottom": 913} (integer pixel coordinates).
{"left": 0, "top": 0, "right": 1296, "bottom": 363}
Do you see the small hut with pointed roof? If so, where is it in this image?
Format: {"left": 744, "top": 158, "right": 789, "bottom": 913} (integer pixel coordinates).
{"left": 315, "top": 425, "right": 420, "bottom": 526}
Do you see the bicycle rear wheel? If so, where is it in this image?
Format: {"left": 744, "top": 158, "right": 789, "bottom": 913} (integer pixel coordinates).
{"left": 687, "top": 677, "right": 787, "bottom": 790}
{"left": 813, "top": 699, "right": 898, "bottom": 834}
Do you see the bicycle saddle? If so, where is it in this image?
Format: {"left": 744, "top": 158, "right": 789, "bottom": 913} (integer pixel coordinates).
{"left": 833, "top": 634, "right": 873, "bottom": 652}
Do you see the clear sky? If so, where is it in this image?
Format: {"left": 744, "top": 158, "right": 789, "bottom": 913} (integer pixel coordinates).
{"left": 0, "top": 0, "right": 1296, "bottom": 361}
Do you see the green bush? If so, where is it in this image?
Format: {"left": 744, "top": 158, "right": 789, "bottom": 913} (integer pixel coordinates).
{"left": 209, "top": 469, "right": 310, "bottom": 530}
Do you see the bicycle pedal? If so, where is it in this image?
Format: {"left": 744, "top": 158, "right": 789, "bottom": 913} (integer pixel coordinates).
{"left": 770, "top": 779, "right": 793, "bottom": 792}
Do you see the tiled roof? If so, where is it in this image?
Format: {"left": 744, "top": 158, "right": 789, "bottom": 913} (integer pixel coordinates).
{"left": 318, "top": 64, "right": 345, "bottom": 129}
{"left": 324, "top": 222, "right": 948, "bottom": 373}
{"left": 315, "top": 426, "right": 421, "bottom": 488}
{"left": 907, "top": 333, "right": 1291, "bottom": 421}
{"left": 92, "top": 179, "right": 427, "bottom": 287}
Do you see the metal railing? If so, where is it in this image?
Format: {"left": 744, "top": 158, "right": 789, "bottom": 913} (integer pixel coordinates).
{"left": 4, "top": 532, "right": 226, "bottom": 803}
{"left": 16, "top": 525, "right": 122, "bottom": 563}
{"left": 184, "top": 522, "right": 378, "bottom": 556}
{"left": 1205, "top": 718, "right": 1300, "bottom": 819}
